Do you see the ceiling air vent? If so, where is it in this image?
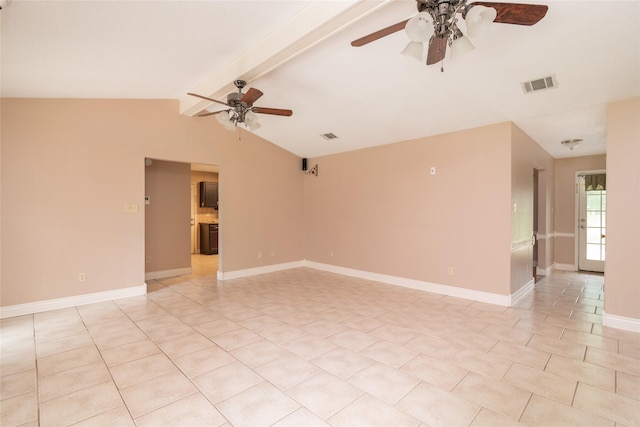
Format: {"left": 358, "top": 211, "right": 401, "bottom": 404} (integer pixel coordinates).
{"left": 321, "top": 132, "right": 339, "bottom": 140}
{"left": 521, "top": 75, "right": 558, "bottom": 94}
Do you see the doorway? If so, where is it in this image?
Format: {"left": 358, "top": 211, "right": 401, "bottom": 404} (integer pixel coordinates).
{"left": 191, "top": 164, "right": 219, "bottom": 256}
{"left": 144, "top": 159, "right": 220, "bottom": 280}
{"left": 577, "top": 171, "right": 606, "bottom": 272}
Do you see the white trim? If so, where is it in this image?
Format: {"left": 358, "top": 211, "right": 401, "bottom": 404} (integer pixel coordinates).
{"left": 554, "top": 263, "right": 578, "bottom": 271}
{"left": 511, "top": 238, "right": 533, "bottom": 251}
{"left": 0, "top": 285, "right": 147, "bottom": 319}
{"left": 217, "top": 261, "right": 305, "bottom": 280}
{"left": 145, "top": 267, "right": 192, "bottom": 281}
{"left": 554, "top": 232, "right": 575, "bottom": 238}
{"left": 536, "top": 265, "right": 554, "bottom": 276}
{"left": 537, "top": 233, "right": 554, "bottom": 240}
{"left": 219, "top": 260, "right": 543, "bottom": 307}
{"left": 603, "top": 311, "right": 640, "bottom": 333}
{"left": 305, "top": 261, "right": 511, "bottom": 306}
{"left": 510, "top": 279, "right": 534, "bottom": 306}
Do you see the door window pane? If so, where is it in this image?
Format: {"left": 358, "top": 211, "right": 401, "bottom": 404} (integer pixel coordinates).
{"left": 587, "top": 193, "right": 602, "bottom": 210}
{"left": 587, "top": 211, "right": 604, "bottom": 227}
{"left": 587, "top": 228, "right": 602, "bottom": 244}
{"left": 587, "top": 244, "right": 604, "bottom": 261}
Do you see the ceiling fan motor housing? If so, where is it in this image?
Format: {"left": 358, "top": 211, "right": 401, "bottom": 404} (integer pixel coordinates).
{"left": 227, "top": 92, "right": 243, "bottom": 107}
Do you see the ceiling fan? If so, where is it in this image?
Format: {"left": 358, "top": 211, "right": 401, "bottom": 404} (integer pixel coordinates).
{"left": 188, "top": 80, "right": 293, "bottom": 131}
{"left": 351, "top": 0, "right": 548, "bottom": 68}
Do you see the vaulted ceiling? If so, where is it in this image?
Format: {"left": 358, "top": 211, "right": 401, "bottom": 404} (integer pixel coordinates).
{"left": 2, "top": 1, "right": 639, "bottom": 159}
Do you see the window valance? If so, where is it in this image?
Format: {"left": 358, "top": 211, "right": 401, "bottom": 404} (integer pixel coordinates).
{"left": 585, "top": 174, "right": 606, "bottom": 191}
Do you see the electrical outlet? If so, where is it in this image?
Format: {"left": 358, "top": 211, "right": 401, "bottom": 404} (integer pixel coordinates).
{"left": 257, "top": 251, "right": 262, "bottom": 259}
{"left": 78, "top": 272, "right": 86, "bottom": 282}
{"left": 124, "top": 204, "right": 138, "bottom": 213}
{"left": 330, "top": 251, "right": 334, "bottom": 258}
{"left": 145, "top": 256, "right": 151, "bottom": 264}
{"left": 270, "top": 250, "right": 275, "bottom": 257}
{"left": 448, "top": 267, "right": 454, "bottom": 276}
{"left": 430, "top": 166, "right": 436, "bottom": 175}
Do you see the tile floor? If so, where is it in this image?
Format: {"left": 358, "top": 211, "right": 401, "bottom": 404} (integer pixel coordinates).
{"left": 2, "top": 255, "right": 639, "bottom": 426}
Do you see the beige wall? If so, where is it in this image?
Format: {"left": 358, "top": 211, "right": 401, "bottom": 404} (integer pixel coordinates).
{"left": 510, "top": 124, "right": 555, "bottom": 292}
{"left": 605, "top": 97, "right": 640, "bottom": 321}
{"left": 1, "top": 98, "right": 304, "bottom": 307}
{"left": 553, "top": 155, "right": 606, "bottom": 266}
{"left": 144, "top": 159, "right": 191, "bottom": 273}
{"left": 304, "top": 123, "right": 513, "bottom": 296}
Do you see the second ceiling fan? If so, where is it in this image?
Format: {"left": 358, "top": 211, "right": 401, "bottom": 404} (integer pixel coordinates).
{"left": 352, "top": 0, "right": 548, "bottom": 67}
{"left": 188, "top": 80, "right": 292, "bottom": 131}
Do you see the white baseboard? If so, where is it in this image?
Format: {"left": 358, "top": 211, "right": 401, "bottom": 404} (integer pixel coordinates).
{"left": 510, "top": 279, "right": 534, "bottom": 306}
{"left": 0, "top": 285, "right": 147, "bottom": 319}
{"left": 304, "top": 261, "right": 512, "bottom": 307}
{"left": 222, "top": 260, "right": 536, "bottom": 307}
{"left": 145, "top": 267, "right": 192, "bottom": 281}
{"left": 217, "top": 260, "right": 305, "bottom": 281}
{"left": 603, "top": 311, "right": 640, "bottom": 333}
{"left": 554, "top": 263, "right": 578, "bottom": 272}
{"left": 536, "top": 265, "right": 553, "bottom": 276}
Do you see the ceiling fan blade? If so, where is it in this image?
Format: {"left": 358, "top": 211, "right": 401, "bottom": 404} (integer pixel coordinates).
{"left": 241, "top": 87, "right": 264, "bottom": 106}
{"left": 469, "top": 2, "right": 548, "bottom": 25}
{"left": 351, "top": 19, "right": 409, "bottom": 47}
{"left": 187, "top": 92, "right": 229, "bottom": 107}
{"left": 196, "top": 110, "right": 227, "bottom": 117}
{"left": 426, "top": 37, "right": 448, "bottom": 65}
{"left": 252, "top": 107, "right": 293, "bottom": 117}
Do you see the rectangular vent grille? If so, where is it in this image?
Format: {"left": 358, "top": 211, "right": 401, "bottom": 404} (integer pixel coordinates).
{"left": 521, "top": 75, "right": 558, "bottom": 94}
{"left": 321, "top": 132, "right": 338, "bottom": 140}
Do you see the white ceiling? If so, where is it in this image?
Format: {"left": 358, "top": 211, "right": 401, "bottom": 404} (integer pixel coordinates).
{"left": 2, "top": 0, "right": 639, "bottom": 159}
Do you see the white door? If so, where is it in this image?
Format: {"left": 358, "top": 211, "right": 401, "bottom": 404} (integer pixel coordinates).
{"left": 578, "top": 173, "right": 606, "bottom": 272}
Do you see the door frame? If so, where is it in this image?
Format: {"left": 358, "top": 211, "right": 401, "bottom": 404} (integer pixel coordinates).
{"left": 191, "top": 182, "right": 198, "bottom": 254}
{"left": 574, "top": 169, "right": 606, "bottom": 272}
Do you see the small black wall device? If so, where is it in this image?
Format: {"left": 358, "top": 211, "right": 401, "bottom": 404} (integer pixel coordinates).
{"left": 302, "top": 158, "right": 307, "bottom": 171}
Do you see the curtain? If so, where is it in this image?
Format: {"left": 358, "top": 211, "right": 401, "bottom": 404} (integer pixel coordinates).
{"left": 585, "top": 173, "right": 606, "bottom": 191}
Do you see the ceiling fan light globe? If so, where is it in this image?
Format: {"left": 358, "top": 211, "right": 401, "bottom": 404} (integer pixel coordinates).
{"left": 401, "top": 41, "right": 424, "bottom": 61}
{"left": 450, "top": 36, "right": 475, "bottom": 59}
{"left": 217, "top": 111, "right": 236, "bottom": 131}
{"left": 245, "top": 111, "right": 261, "bottom": 130}
{"left": 404, "top": 12, "right": 434, "bottom": 42}
{"left": 465, "top": 5, "right": 497, "bottom": 38}
{"left": 215, "top": 110, "right": 228, "bottom": 125}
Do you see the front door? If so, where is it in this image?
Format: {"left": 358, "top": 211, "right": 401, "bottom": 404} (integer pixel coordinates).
{"left": 578, "top": 173, "right": 606, "bottom": 272}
